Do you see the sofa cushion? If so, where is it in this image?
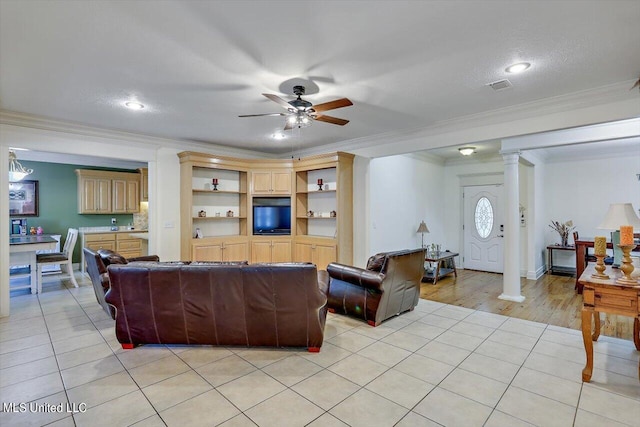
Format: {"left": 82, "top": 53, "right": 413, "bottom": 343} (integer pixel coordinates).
{"left": 366, "top": 253, "right": 386, "bottom": 272}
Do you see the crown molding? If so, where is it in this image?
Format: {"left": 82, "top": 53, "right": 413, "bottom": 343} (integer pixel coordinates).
{"left": 0, "top": 110, "right": 275, "bottom": 159}
{"left": 295, "top": 79, "right": 640, "bottom": 158}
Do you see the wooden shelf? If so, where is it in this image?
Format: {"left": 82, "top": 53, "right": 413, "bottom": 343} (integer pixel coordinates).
{"left": 297, "top": 216, "right": 336, "bottom": 219}
{"left": 192, "top": 189, "right": 246, "bottom": 194}
{"left": 296, "top": 189, "right": 336, "bottom": 194}
{"left": 193, "top": 216, "right": 246, "bottom": 220}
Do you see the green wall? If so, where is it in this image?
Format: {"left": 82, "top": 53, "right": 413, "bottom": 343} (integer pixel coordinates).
{"left": 10, "top": 160, "right": 137, "bottom": 263}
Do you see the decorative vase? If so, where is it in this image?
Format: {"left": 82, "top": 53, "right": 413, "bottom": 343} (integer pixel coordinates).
{"left": 561, "top": 233, "right": 568, "bottom": 247}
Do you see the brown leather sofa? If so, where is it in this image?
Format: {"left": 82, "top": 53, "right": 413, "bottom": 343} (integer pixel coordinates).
{"left": 83, "top": 248, "right": 160, "bottom": 318}
{"left": 104, "top": 262, "right": 329, "bottom": 351}
{"left": 326, "top": 248, "right": 425, "bottom": 326}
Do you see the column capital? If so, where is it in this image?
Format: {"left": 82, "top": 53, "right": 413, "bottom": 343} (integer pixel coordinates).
{"left": 500, "top": 150, "right": 521, "bottom": 164}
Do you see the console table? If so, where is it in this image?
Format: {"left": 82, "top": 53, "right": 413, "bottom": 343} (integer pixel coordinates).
{"left": 422, "top": 251, "right": 458, "bottom": 284}
{"left": 577, "top": 263, "right": 639, "bottom": 382}
{"left": 546, "top": 244, "right": 576, "bottom": 276}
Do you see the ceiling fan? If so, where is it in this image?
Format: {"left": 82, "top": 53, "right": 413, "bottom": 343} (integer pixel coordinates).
{"left": 239, "top": 85, "right": 353, "bottom": 130}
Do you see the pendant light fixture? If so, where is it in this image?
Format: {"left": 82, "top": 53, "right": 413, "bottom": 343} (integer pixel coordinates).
{"left": 8, "top": 150, "right": 33, "bottom": 181}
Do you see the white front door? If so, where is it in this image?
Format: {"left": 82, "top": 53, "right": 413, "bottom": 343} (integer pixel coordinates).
{"left": 463, "top": 184, "right": 504, "bottom": 273}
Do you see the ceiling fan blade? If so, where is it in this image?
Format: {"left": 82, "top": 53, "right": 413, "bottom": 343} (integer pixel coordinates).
{"left": 238, "top": 113, "right": 285, "bottom": 117}
{"left": 263, "top": 93, "right": 293, "bottom": 110}
{"left": 283, "top": 121, "right": 294, "bottom": 131}
{"left": 312, "top": 98, "right": 353, "bottom": 113}
{"left": 314, "top": 115, "right": 349, "bottom": 126}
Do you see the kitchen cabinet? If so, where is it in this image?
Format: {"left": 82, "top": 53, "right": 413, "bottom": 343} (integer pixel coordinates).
{"left": 76, "top": 169, "right": 141, "bottom": 214}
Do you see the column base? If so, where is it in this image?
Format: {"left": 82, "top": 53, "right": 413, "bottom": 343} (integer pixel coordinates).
{"left": 498, "top": 293, "right": 526, "bottom": 303}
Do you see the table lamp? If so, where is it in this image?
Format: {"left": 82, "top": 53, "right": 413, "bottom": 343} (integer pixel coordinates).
{"left": 417, "top": 220, "right": 429, "bottom": 248}
{"left": 597, "top": 203, "right": 640, "bottom": 267}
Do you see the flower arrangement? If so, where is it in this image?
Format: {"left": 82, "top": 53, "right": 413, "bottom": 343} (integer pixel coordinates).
{"left": 549, "top": 220, "right": 575, "bottom": 247}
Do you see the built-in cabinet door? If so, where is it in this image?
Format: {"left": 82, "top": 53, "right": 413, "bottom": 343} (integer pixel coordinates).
{"left": 112, "top": 179, "right": 127, "bottom": 213}
{"left": 140, "top": 168, "right": 149, "bottom": 202}
{"left": 294, "top": 241, "right": 336, "bottom": 270}
{"left": 80, "top": 177, "right": 111, "bottom": 213}
{"left": 271, "top": 171, "right": 292, "bottom": 194}
{"left": 223, "top": 242, "right": 249, "bottom": 262}
{"left": 251, "top": 241, "right": 273, "bottom": 263}
{"left": 251, "top": 171, "right": 292, "bottom": 194}
{"left": 271, "top": 240, "right": 291, "bottom": 263}
{"left": 314, "top": 244, "right": 337, "bottom": 271}
{"left": 126, "top": 179, "right": 140, "bottom": 213}
{"left": 252, "top": 172, "right": 273, "bottom": 194}
{"left": 193, "top": 244, "right": 223, "bottom": 261}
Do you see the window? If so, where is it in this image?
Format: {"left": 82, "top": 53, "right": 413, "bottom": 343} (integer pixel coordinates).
{"left": 474, "top": 196, "right": 494, "bottom": 238}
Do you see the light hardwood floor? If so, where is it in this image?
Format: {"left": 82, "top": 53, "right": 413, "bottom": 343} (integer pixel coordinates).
{"left": 420, "top": 268, "right": 635, "bottom": 340}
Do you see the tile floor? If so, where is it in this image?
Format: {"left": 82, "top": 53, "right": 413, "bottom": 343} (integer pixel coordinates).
{"left": 1, "top": 275, "right": 639, "bottom": 427}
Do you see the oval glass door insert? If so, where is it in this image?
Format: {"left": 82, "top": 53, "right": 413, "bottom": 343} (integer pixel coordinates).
{"left": 474, "top": 196, "right": 494, "bottom": 238}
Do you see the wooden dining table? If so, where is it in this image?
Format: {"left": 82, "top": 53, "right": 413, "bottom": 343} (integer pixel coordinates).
{"left": 9, "top": 235, "right": 58, "bottom": 294}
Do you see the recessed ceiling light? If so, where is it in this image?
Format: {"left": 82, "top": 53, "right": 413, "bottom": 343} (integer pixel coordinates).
{"left": 124, "top": 101, "right": 145, "bottom": 110}
{"left": 458, "top": 147, "right": 476, "bottom": 156}
{"left": 505, "top": 62, "right": 531, "bottom": 74}
{"left": 271, "top": 132, "right": 286, "bottom": 140}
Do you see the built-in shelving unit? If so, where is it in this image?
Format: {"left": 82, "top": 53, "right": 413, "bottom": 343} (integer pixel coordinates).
{"left": 179, "top": 151, "right": 353, "bottom": 269}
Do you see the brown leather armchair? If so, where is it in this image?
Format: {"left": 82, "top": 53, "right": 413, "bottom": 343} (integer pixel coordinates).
{"left": 326, "top": 248, "right": 425, "bottom": 326}
{"left": 83, "top": 248, "right": 159, "bottom": 318}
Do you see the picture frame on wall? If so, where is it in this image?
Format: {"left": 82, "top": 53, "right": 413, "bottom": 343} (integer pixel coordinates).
{"left": 9, "top": 180, "right": 39, "bottom": 216}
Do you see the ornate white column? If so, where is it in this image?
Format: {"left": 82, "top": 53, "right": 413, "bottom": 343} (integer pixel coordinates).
{"left": 499, "top": 151, "right": 525, "bottom": 302}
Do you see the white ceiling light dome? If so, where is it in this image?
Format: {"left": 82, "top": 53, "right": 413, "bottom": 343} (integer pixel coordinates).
{"left": 505, "top": 62, "right": 531, "bottom": 74}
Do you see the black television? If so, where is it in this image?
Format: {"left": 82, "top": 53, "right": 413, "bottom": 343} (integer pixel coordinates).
{"left": 253, "top": 198, "right": 291, "bottom": 235}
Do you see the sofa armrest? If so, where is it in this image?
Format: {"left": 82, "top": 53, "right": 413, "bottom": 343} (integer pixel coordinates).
{"left": 128, "top": 255, "right": 160, "bottom": 262}
{"left": 326, "top": 263, "right": 385, "bottom": 292}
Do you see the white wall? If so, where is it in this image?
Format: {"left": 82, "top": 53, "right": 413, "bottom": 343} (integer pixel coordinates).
{"left": 367, "top": 154, "right": 444, "bottom": 257}
{"left": 543, "top": 153, "right": 640, "bottom": 267}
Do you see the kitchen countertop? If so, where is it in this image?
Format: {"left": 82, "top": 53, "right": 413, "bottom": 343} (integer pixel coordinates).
{"left": 79, "top": 227, "right": 148, "bottom": 234}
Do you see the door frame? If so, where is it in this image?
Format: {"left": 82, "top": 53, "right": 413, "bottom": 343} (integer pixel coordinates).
{"left": 458, "top": 173, "right": 504, "bottom": 270}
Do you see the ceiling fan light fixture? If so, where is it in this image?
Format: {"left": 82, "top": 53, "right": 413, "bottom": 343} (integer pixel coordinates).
{"left": 458, "top": 147, "right": 476, "bottom": 156}
{"left": 124, "top": 101, "right": 145, "bottom": 110}
{"left": 505, "top": 62, "right": 531, "bottom": 74}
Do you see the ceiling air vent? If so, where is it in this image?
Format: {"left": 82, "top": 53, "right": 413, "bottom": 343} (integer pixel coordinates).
{"left": 488, "top": 79, "right": 513, "bottom": 91}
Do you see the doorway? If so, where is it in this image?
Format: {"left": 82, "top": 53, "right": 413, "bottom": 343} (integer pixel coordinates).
{"left": 463, "top": 184, "right": 504, "bottom": 273}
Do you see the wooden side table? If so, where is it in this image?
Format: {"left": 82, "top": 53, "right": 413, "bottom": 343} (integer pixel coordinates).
{"left": 577, "top": 263, "right": 640, "bottom": 382}
{"left": 422, "top": 251, "right": 458, "bottom": 285}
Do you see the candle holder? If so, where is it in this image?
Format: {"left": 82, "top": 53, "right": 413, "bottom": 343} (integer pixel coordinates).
{"left": 212, "top": 178, "right": 218, "bottom": 191}
{"left": 317, "top": 179, "right": 323, "bottom": 191}
{"left": 616, "top": 244, "right": 637, "bottom": 285}
{"left": 591, "top": 254, "right": 609, "bottom": 279}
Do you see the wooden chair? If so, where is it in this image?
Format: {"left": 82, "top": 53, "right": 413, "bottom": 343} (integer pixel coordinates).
{"left": 36, "top": 228, "right": 79, "bottom": 293}
{"left": 573, "top": 231, "right": 597, "bottom": 263}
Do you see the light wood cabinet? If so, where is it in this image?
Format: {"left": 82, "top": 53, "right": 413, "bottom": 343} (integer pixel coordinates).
{"left": 251, "top": 170, "right": 291, "bottom": 195}
{"left": 192, "top": 237, "right": 249, "bottom": 262}
{"left": 179, "top": 151, "right": 353, "bottom": 266}
{"left": 116, "top": 234, "right": 142, "bottom": 259}
{"left": 79, "top": 176, "right": 112, "bottom": 213}
{"left": 251, "top": 238, "right": 291, "bottom": 263}
{"left": 76, "top": 169, "right": 140, "bottom": 214}
{"left": 294, "top": 152, "right": 354, "bottom": 266}
{"left": 295, "top": 238, "right": 337, "bottom": 271}
{"left": 139, "top": 168, "right": 149, "bottom": 202}
{"left": 84, "top": 233, "right": 116, "bottom": 252}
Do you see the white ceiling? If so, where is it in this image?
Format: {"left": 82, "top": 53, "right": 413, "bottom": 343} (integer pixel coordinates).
{"left": 1, "top": 0, "right": 639, "bottom": 155}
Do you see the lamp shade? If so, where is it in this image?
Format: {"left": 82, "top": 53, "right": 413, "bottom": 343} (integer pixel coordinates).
{"left": 597, "top": 203, "right": 640, "bottom": 230}
{"left": 416, "top": 221, "right": 429, "bottom": 233}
